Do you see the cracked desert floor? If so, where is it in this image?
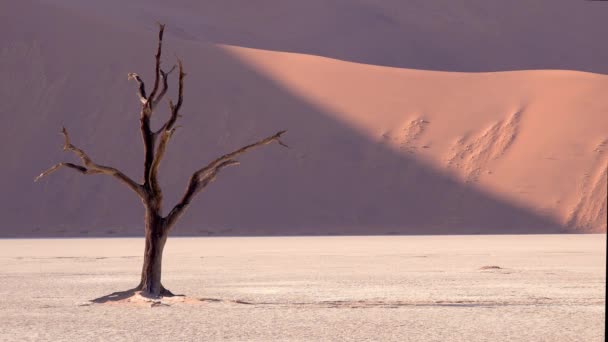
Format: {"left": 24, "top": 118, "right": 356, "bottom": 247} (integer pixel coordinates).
{"left": 0, "top": 235, "right": 605, "bottom": 341}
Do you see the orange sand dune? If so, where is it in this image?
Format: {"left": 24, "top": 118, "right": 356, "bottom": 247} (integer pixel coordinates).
{"left": 0, "top": 0, "right": 606, "bottom": 236}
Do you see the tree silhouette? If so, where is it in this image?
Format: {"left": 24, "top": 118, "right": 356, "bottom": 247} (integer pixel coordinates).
{"left": 35, "top": 24, "right": 287, "bottom": 298}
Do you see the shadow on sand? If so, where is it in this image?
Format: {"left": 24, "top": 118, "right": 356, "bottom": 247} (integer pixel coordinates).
{"left": 86, "top": 287, "right": 185, "bottom": 306}
{"left": 88, "top": 288, "right": 141, "bottom": 304}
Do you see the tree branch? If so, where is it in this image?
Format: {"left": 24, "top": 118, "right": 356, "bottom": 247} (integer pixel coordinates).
{"left": 154, "top": 59, "right": 185, "bottom": 136}
{"left": 194, "top": 130, "right": 288, "bottom": 173}
{"left": 128, "top": 64, "right": 174, "bottom": 110}
{"left": 135, "top": 24, "right": 169, "bottom": 189}
{"left": 164, "top": 130, "right": 287, "bottom": 229}
{"left": 146, "top": 23, "right": 165, "bottom": 108}
{"left": 152, "top": 65, "right": 176, "bottom": 109}
{"left": 35, "top": 162, "right": 87, "bottom": 181}
{"left": 34, "top": 128, "right": 143, "bottom": 197}
{"left": 127, "top": 73, "right": 147, "bottom": 104}
{"left": 149, "top": 60, "right": 185, "bottom": 193}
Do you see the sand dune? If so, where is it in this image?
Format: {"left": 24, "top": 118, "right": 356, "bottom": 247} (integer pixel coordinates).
{"left": 221, "top": 47, "right": 608, "bottom": 233}
{"left": 0, "top": 0, "right": 606, "bottom": 236}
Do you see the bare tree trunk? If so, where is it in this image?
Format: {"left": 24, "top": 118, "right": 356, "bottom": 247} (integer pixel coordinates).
{"left": 138, "top": 204, "right": 169, "bottom": 297}
{"left": 35, "top": 23, "right": 287, "bottom": 300}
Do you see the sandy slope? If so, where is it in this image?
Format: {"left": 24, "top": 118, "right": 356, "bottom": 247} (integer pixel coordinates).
{"left": 226, "top": 47, "right": 608, "bottom": 233}
{"left": 0, "top": 235, "right": 605, "bottom": 341}
{"left": 0, "top": 0, "right": 606, "bottom": 235}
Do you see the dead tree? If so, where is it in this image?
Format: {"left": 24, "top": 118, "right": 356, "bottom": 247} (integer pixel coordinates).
{"left": 35, "top": 24, "right": 287, "bottom": 298}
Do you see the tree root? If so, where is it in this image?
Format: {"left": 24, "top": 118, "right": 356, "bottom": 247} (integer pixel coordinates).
{"left": 133, "top": 281, "right": 180, "bottom": 299}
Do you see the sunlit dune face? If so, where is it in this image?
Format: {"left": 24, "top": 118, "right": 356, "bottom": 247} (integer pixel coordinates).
{"left": 224, "top": 45, "right": 608, "bottom": 231}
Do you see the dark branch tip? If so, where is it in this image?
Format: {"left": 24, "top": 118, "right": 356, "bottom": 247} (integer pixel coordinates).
{"left": 60, "top": 127, "right": 71, "bottom": 149}
{"left": 176, "top": 58, "right": 186, "bottom": 76}
{"left": 273, "top": 130, "right": 288, "bottom": 148}
{"left": 161, "top": 65, "right": 177, "bottom": 77}
{"left": 155, "top": 22, "right": 166, "bottom": 39}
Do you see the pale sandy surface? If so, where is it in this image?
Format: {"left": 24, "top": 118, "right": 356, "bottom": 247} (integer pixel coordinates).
{"left": 0, "top": 235, "right": 605, "bottom": 341}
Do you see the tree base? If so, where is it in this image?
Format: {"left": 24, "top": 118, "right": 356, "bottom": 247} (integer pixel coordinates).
{"left": 85, "top": 285, "right": 191, "bottom": 307}
{"left": 134, "top": 282, "right": 178, "bottom": 299}
{"left": 138, "top": 286, "right": 177, "bottom": 299}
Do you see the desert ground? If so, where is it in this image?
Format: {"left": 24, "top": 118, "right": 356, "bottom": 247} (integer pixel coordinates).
{"left": 0, "top": 235, "right": 604, "bottom": 341}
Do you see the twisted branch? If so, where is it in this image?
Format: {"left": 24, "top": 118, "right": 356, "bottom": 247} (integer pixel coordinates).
{"left": 152, "top": 64, "right": 177, "bottom": 109}
{"left": 164, "top": 130, "right": 288, "bottom": 229}
{"left": 127, "top": 24, "right": 176, "bottom": 189}
{"left": 149, "top": 61, "right": 185, "bottom": 193}
{"left": 35, "top": 128, "right": 143, "bottom": 197}
{"left": 146, "top": 23, "right": 165, "bottom": 109}
{"left": 127, "top": 73, "right": 147, "bottom": 104}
